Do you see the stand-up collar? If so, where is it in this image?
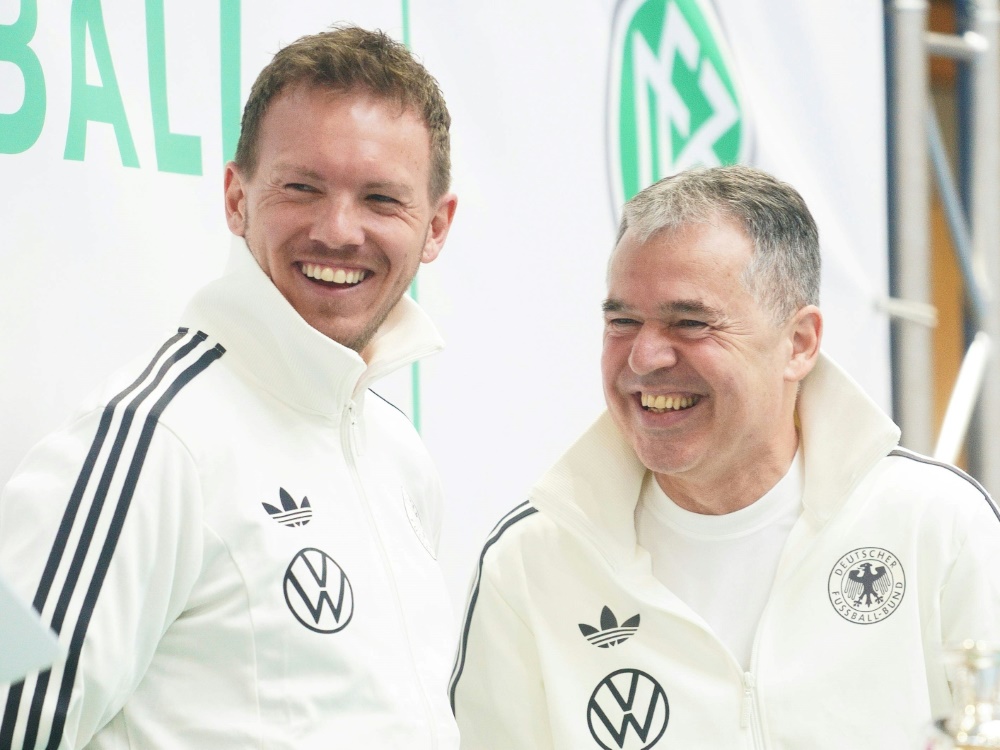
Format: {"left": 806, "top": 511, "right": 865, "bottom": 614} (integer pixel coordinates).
{"left": 796, "top": 353, "right": 900, "bottom": 522}
{"left": 530, "top": 352, "right": 900, "bottom": 569}
{"left": 180, "top": 241, "right": 444, "bottom": 416}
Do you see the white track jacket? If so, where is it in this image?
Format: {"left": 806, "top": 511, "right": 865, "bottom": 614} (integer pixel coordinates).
{"left": 0, "top": 247, "right": 460, "bottom": 749}
{"left": 451, "top": 354, "right": 1000, "bottom": 750}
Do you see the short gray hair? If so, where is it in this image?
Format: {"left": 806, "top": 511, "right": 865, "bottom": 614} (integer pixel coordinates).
{"left": 616, "top": 165, "right": 820, "bottom": 323}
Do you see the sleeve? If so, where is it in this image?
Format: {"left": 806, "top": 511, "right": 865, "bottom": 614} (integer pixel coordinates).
{"left": 939, "top": 491, "right": 1000, "bottom": 645}
{"left": 920, "top": 485, "right": 1000, "bottom": 720}
{"left": 0, "top": 409, "right": 204, "bottom": 749}
{"left": 450, "top": 550, "right": 554, "bottom": 750}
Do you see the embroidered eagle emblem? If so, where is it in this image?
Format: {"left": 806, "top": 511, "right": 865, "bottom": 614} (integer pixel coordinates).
{"left": 828, "top": 547, "right": 906, "bottom": 624}
{"left": 845, "top": 562, "right": 891, "bottom": 606}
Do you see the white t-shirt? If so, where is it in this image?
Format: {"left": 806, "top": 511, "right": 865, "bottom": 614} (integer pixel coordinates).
{"left": 635, "top": 451, "right": 803, "bottom": 670}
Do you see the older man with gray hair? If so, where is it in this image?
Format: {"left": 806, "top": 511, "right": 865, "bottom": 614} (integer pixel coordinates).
{"left": 451, "top": 165, "right": 1000, "bottom": 749}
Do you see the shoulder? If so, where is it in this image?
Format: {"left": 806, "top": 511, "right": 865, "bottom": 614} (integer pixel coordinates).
{"left": 864, "top": 449, "right": 1000, "bottom": 542}
{"left": 470, "top": 501, "right": 557, "bottom": 585}
{"left": 881, "top": 448, "right": 996, "bottom": 512}
{"left": 93, "top": 328, "right": 227, "bottom": 426}
{"left": 7, "top": 329, "right": 224, "bottom": 500}
{"left": 365, "top": 389, "right": 417, "bottom": 430}
{"left": 362, "top": 389, "right": 433, "bottom": 467}
{"left": 482, "top": 501, "right": 546, "bottom": 553}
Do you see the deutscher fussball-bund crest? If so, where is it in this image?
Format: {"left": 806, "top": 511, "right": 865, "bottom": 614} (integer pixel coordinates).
{"left": 827, "top": 547, "right": 906, "bottom": 624}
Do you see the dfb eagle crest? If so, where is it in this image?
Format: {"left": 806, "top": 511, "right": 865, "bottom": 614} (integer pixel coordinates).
{"left": 845, "top": 562, "right": 891, "bottom": 606}
{"left": 828, "top": 548, "right": 906, "bottom": 624}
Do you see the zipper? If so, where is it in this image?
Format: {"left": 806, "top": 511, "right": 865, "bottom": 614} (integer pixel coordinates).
{"left": 346, "top": 401, "right": 361, "bottom": 458}
{"left": 740, "top": 671, "right": 766, "bottom": 748}
{"left": 540, "top": 490, "right": 771, "bottom": 747}
{"left": 741, "top": 606, "right": 768, "bottom": 749}
{"left": 740, "top": 671, "right": 754, "bottom": 728}
{"left": 341, "top": 401, "right": 439, "bottom": 748}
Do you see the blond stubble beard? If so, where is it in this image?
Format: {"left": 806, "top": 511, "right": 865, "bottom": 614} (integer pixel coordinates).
{"left": 242, "top": 213, "right": 427, "bottom": 355}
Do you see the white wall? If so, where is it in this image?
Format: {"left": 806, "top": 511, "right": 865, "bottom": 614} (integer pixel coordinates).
{"left": 0, "top": 0, "right": 889, "bottom": 608}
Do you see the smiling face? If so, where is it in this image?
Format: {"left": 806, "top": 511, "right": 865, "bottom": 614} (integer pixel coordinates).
{"left": 601, "top": 220, "right": 821, "bottom": 512}
{"left": 224, "top": 84, "right": 457, "bottom": 354}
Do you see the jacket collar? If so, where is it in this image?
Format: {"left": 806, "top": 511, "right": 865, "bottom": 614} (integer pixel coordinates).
{"left": 795, "top": 352, "right": 900, "bottom": 523}
{"left": 180, "top": 240, "right": 444, "bottom": 416}
{"left": 529, "top": 352, "right": 900, "bottom": 569}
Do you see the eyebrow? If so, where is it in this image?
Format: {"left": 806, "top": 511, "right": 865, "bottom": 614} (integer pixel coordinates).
{"left": 364, "top": 180, "right": 415, "bottom": 200}
{"left": 602, "top": 298, "right": 724, "bottom": 318}
{"left": 272, "top": 164, "right": 324, "bottom": 181}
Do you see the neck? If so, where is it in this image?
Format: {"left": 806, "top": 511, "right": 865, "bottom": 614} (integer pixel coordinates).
{"left": 655, "top": 430, "right": 800, "bottom": 515}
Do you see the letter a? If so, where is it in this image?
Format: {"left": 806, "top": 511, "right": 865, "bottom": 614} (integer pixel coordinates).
{"left": 64, "top": 0, "right": 140, "bottom": 166}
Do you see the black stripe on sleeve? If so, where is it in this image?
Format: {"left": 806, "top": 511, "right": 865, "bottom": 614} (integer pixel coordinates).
{"left": 0, "top": 329, "right": 194, "bottom": 748}
{"left": 43, "top": 345, "right": 224, "bottom": 750}
{"left": 449, "top": 501, "right": 539, "bottom": 713}
{"left": 0, "top": 331, "right": 223, "bottom": 750}
{"left": 22, "top": 332, "right": 211, "bottom": 749}
{"left": 889, "top": 448, "right": 1000, "bottom": 523}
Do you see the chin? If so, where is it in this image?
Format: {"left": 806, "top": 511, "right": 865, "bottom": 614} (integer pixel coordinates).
{"left": 633, "top": 443, "right": 698, "bottom": 477}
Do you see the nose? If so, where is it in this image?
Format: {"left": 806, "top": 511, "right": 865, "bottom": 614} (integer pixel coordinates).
{"left": 627, "top": 325, "right": 678, "bottom": 375}
{"left": 310, "top": 196, "right": 365, "bottom": 249}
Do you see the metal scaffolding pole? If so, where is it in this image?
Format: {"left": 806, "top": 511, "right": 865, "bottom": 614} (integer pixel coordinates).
{"left": 889, "top": 0, "right": 935, "bottom": 453}
{"left": 969, "top": 0, "right": 1000, "bottom": 495}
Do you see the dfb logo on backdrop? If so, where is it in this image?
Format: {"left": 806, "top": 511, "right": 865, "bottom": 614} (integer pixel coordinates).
{"left": 587, "top": 669, "right": 669, "bottom": 749}
{"left": 606, "top": 0, "right": 748, "bottom": 211}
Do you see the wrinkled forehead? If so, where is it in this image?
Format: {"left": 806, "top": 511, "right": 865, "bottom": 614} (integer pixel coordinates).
{"left": 608, "top": 218, "right": 752, "bottom": 279}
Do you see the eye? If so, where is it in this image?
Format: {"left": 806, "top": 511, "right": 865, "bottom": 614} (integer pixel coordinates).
{"left": 676, "top": 319, "right": 708, "bottom": 328}
{"left": 367, "top": 194, "right": 399, "bottom": 204}
{"left": 606, "top": 317, "right": 640, "bottom": 328}
{"left": 285, "top": 183, "right": 317, "bottom": 193}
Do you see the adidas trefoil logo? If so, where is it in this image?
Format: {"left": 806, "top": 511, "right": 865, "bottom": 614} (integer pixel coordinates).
{"left": 262, "top": 488, "right": 312, "bottom": 527}
{"left": 579, "top": 606, "right": 640, "bottom": 648}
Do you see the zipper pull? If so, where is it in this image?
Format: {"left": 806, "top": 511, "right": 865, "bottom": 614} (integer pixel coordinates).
{"left": 346, "top": 401, "right": 360, "bottom": 455}
{"left": 741, "top": 671, "right": 755, "bottom": 728}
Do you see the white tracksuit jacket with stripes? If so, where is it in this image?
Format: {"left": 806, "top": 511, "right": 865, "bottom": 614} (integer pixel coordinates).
{"left": 450, "top": 353, "right": 1000, "bottom": 750}
{"left": 0, "top": 247, "right": 460, "bottom": 749}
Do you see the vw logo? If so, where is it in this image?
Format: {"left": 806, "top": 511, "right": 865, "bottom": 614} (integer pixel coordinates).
{"left": 588, "top": 668, "right": 669, "bottom": 749}
{"left": 283, "top": 547, "right": 354, "bottom": 633}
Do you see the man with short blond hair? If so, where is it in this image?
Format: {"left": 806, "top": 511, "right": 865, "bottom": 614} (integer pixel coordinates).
{"left": 1, "top": 25, "right": 459, "bottom": 749}
{"left": 451, "top": 165, "right": 1000, "bottom": 749}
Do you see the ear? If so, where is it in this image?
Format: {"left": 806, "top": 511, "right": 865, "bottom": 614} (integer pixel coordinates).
{"left": 224, "top": 162, "right": 248, "bottom": 236}
{"left": 784, "top": 305, "right": 822, "bottom": 384}
{"left": 421, "top": 192, "right": 458, "bottom": 263}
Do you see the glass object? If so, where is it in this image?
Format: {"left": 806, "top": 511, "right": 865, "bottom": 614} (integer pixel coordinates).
{"left": 927, "top": 640, "right": 1000, "bottom": 748}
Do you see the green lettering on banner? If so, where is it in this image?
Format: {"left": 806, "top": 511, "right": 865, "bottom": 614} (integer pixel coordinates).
{"left": 219, "top": 0, "right": 241, "bottom": 163}
{"left": 0, "top": 0, "right": 46, "bottom": 154}
{"left": 64, "top": 0, "right": 139, "bottom": 166}
{"left": 146, "top": 0, "right": 202, "bottom": 175}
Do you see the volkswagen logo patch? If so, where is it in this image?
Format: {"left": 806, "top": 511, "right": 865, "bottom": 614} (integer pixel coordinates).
{"left": 283, "top": 547, "right": 354, "bottom": 633}
{"left": 588, "top": 668, "right": 669, "bottom": 749}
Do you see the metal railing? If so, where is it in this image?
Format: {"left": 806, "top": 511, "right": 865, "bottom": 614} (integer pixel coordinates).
{"left": 886, "top": 0, "right": 999, "bottom": 493}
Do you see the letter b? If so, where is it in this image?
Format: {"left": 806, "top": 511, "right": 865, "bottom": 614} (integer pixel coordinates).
{"left": 0, "top": 0, "right": 46, "bottom": 154}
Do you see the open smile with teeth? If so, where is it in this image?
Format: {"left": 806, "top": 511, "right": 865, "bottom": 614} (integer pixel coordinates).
{"left": 640, "top": 393, "right": 701, "bottom": 413}
{"left": 301, "top": 262, "right": 367, "bottom": 285}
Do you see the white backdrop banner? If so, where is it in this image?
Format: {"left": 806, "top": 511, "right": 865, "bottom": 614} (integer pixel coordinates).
{"left": 0, "top": 0, "right": 888, "bottom": 605}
